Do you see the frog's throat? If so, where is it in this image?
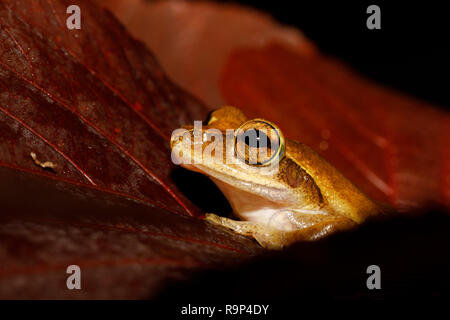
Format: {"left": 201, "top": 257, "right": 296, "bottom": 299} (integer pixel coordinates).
{"left": 183, "top": 163, "right": 319, "bottom": 209}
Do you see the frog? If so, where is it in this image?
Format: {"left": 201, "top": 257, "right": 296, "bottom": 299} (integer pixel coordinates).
{"left": 170, "top": 106, "right": 381, "bottom": 250}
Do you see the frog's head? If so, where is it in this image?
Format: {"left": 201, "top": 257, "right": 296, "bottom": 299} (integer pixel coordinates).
{"left": 170, "top": 106, "right": 326, "bottom": 219}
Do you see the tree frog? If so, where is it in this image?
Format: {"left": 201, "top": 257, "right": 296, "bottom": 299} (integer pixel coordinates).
{"left": 170, "top": 106, "right": 381, "bottom": 250}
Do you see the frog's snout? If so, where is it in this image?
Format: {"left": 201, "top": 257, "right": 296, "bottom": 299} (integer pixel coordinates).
{"left": 170, "top": 125, "right": 197, "bottom": 150}
{"left": 170, "top": 125, "right": 203, "bottom": 149}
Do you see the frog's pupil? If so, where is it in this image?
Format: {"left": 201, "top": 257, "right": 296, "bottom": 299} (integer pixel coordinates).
{"left": 244, "top": 135, "right": 250, "bottom": 146}
{"left": 235, "top": 120, "right": 284, "bottom": 166}
{"left": 243, "top": 129, "right": 271, "bottom": 149}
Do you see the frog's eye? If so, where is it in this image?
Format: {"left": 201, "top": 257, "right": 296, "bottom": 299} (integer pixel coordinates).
{"left": 234, "top": 119, "right": 285, "bottom": 166}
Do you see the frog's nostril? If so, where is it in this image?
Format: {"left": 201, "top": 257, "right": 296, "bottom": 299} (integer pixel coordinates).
{"left": 170, "top": 131, "right": 184, "bottom": 149}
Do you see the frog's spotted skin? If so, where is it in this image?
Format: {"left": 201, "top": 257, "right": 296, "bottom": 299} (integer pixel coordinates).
{"left": 170, "top": 106, "right": 381, "bottom": 250}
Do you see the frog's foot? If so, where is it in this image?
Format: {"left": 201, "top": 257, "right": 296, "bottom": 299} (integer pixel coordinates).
{"left": 204, "top": 213, "right": 256, "bottom": 237}
{"left": 204, "top": 213, "right": 289, "bottom": 249}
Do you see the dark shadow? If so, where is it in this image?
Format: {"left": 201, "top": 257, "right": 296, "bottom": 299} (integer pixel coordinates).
{"left": 171, "top": 167, "right": 233, "bottom": 216}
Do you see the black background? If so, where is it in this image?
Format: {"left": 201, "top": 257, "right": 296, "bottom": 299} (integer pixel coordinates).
{"left": 220, "top": 0, "right": 450, "bottom": 110}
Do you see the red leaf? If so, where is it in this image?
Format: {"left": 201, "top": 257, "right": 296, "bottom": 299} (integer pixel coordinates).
{"left": 0, "top": 0, "right": 262, "bottom": 298}
{"left": 0, "top": 166, "right": 261, "bottom": 299}
{"left": 0, "top": 0, "right": 211, "bottom": 217}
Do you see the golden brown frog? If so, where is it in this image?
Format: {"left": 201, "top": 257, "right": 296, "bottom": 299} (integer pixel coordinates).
{"left": 170, "top": 106, "right": 381, "bottom": 250}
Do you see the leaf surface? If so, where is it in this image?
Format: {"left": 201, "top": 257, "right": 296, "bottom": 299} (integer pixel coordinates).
{"left": 0, "top": 0, "right": 262, "bottom": 299}
{"left": 0, "top": 0, "right": 209, "bottom": 217}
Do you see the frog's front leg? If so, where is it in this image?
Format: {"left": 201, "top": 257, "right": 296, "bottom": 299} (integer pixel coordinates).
{"left": 205, "top": 213, "right": 288, "bottom": 250}
{"left": 204, "top": 213, "right": 258, "bottom": 236}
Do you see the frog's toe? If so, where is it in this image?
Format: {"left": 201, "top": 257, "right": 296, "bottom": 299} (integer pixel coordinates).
{"left": 253, "top": 231, "right": 286, "bottom": 250}
{"left": 204, "top": 213, "right": 222, "bottom": 224}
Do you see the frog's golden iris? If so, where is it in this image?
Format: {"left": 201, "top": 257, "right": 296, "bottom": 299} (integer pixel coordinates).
{"left": 234, "top": 119, "right": 285, "bottom": 167}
